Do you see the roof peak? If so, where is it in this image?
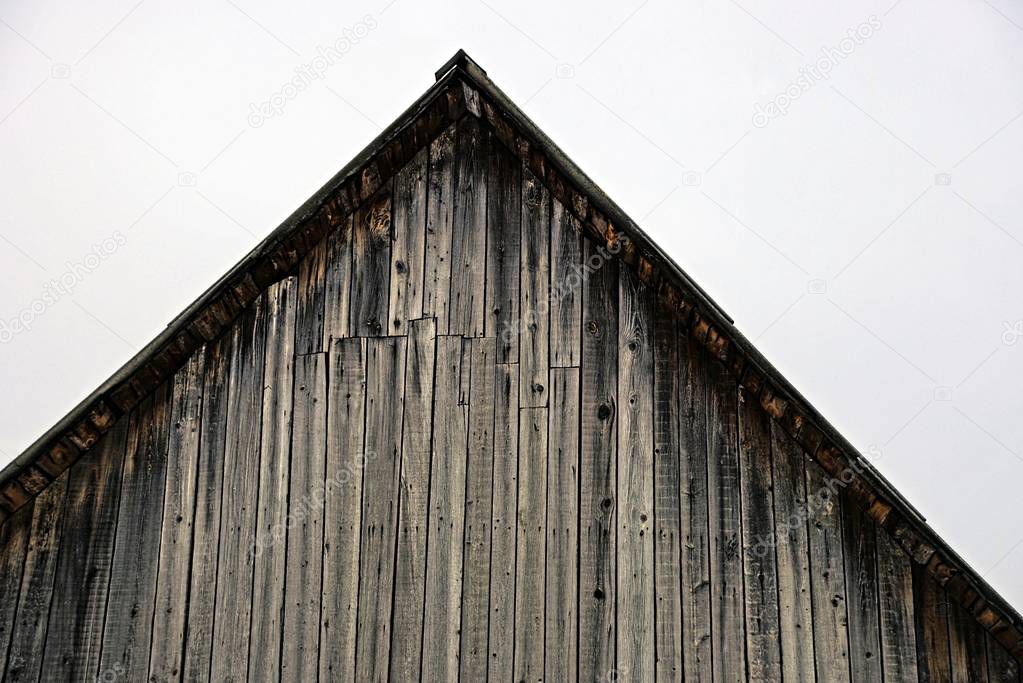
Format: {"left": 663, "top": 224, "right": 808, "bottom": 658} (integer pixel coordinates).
{"left": 435, "top": 49, "right": 487, "bottom": 82}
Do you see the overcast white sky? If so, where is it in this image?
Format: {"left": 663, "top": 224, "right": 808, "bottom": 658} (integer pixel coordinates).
{"left": 1, "top": 0, "right": 1021, "bottom": 607}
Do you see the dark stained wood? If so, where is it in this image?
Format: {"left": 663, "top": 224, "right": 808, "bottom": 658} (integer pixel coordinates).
{"left": 770, "top": 422, "right": 816, "bottom": 682}
{"left": 281, "top": 352, "right": 327, "bottom": 679}
{"left": 320, "top": 337, "right": 367, "bottom": 681}
{"left": 949, "top": 595, "right": 989, "bottom": 682}
{"left": 913, "top": 562, "right": 953, "bottom": 683}
{"left": 322, "top": 214, "right": 353, "bottom": 346}
{"left": 843, "top": 501, "right": 883, "bottom": 683}
{"left": 987, "top": 631, "right": 1021, "bottom": 683}
{"left": 520, "top": 165, "right": 550, "bottom": 408}
{"left": 182, "top": 335, "right": 231, "bottom": 681}
{"left": 0, "top": 501, "right": 31, "bottom": 674}
{"left": 387, "top": 149, "right": 428, "bottom": 335}
{"left": 514, "top": 406, "right": 549, "bottom": 683}
{"left": 422, "top": 336, "right": 468, "bottom": 680}
{"left": 737, "top": 385, "right": 782, "bottom": 681}
{"left": 485, "top": 141, "right": 521, "bottom": 363}
{"left": 351, "top": 187, "right": 393, "bottom": 337}
{"left": 423, "top": 123, "right": 457, "bottom": 333}
{"left": 876, "top": 526, "right": 919, "bottom": 682}
{"left": 389, "top": 319, "right": 436, "bottom": 680}
{"left": 679, "top": 323, "right": 713, "bottom": 683}
{"left": 707, "top": 355, "right": 747, "bottom": 683}
{"left": 550, "top": 198, "right": 583, "bottom": 368}
{"left": 98, "top": 386, "right": 171, "bottom": 681}
{"left": 652, "top": 308, "right": 682, "bottom": 682}
{"left": 617, "top": 266, "right": 655, "bottom": 680}
{"left": 4, "top": 473, "right": 67, "bottom": 683}
{"left": 354, "top": 336, "right": 407, "bottom": 682}
{"left": 296, "top": 235, "right": 327, "bottom": 354}
{"left": 148, "top": 350, "right": 205, "bottom": 683}
{"left": 248, "top": 277, "right": 297, "bottom": 681}
{"left": 488, "top": 363, "right": 519, "bottom": 676}
{"left": 805, "top": 458, "right": 851, "bottom": 682}
{"left": 211, "top": 299, "right": 268, "bottom": 679}
{"left": 448, "top": 116, "right": 488, "bottom": 337}
{"left": 460, "top": 337, "right": 497, "bottom": 680}
{"left": 39, "top": 418, "right": 128, "bottom": 681}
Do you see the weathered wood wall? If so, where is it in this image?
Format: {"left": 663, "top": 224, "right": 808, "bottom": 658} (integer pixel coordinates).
{"left": 0, "top": 118, "right": 1018, "bottom": 683}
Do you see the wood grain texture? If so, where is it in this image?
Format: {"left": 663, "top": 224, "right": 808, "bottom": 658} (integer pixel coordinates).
{"left": 988, "top": 631, "right": 1021, "bottom": 683}
{"left": 876, "top": 526, "right": 919, "bottom": 682}
{"left": 550, "top": 199, "right": 582, "bottom": 367}
{"left": 323, "top": 214, "right": 353, "bottom": 346}
{"left": 387, "top": 148, "right": 428, "bottom": 335}
{"left": 949, "top": 595, "right": 989, "bottom": 682}
{"left": 514, "top": 406, "right": 548, "bottom": 683}
{"left": 520, "top": 165, "right": 550, "bottom": 408}
{"left": 448, "top": 116, "right": 488, "bottom": 337}
{"left": 296, "top": 235, "right": 327, "bottom": 354}
{"left": 843, "top": 501, "right": 882, "bottom": 683}
{"left": 617, "top": 266, "right": 655, "bottom": 681}
{"left": 485, "top": 142, "right": 521, "bottom": 363}
{"left": 913, "top": 562, "right": 953, "bottom": 683}
{"left": 0, "top": 501, "right": 31, "bottom": 676}
{"left": 351, "top": 187, "right": 393, "bottom": 337}
{"left": 423, "top": 123, "right": 456, "bottom": 333}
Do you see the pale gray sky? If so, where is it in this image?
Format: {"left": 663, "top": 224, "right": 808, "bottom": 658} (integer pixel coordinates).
{"left": 1, "top": 0, "right": 1021, "bottom": 607}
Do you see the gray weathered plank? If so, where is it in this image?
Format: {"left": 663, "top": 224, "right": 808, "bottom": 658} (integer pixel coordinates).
{"left": 876, "top": 526, "right": 919, "bottom": 682}
{"left": 737, "top": 386, "right": 782, "bottom": 682}
{"left": 211, "top": 299, "right": 268, "bottom": 680}
{"left": 546, "top": 366, "right": 580, "bottom": 682}
{"left": 351, "top": 186, "right": 393, "bottom": 336}
{"left": 319, "top": 337, "right": 367, "bottom": 682}
{"left": 281, "top": 352, "right": 327, "bottom": 679}
{"left": 248, "top": 277, "right": 297, "bottom": 681}
{"left": 354, "top": 336, "right": 407, "bottom": 682}
{"left": 912, "top": 562, "right": 953, "bottom": 683}
{"left": 296, "top": 235, "right": 327, "bottom": 354}
{"left": 770, "top": 421, "right": 816, "bottom": 682}
{"left": 389, "top": 319, "right": 436, "bottom": 680}
{"left": 0, "top": 500, "right": 32, "bottom": 676}
{"left": 422, "top": 336, "right": 469, "bottom": 681}
{"left": 38, "top": 418, "right": 128, "bottom": 681}
{"left": 707, "top": 355, "right": 747, "bottom": 683}
{"left": 387, "top": 148, "right": 428, "bottom": 335}
{"left": 449, "top": 116, "right": 488, "bottom": 337}
{"left": 579, "top": 239, "right": 617, "bottom": 682}
{"left": 520, "top": 165, "right": 550, "bottom": 408}
{"left": 99, "top": 385, "right": 170, "bottom": 681}
{"left": 843, "top": 501, "right": 882, "bottom": 683}
{"left": 460, "top": 337, "right": 497, "bottom": 681}
{"left": 550, "top": 198, "right": 583, "bottom": 368}
{"left": 423, "top": 123, "right": 456, "bottom": 333}
{"left": 617, "top": 266, "right": 655, "bottom": 680}
{"left": 488, "top": 363, "right": 519, "bottom": 676}
{"left": 485, "top": 142, "right": 521, "bottom": 363}
{"left": 323, "top": 214, "right": 353, "bottom": 346}
{"left": 805, "top": 457, "right": 851, "bottom": 682}
{"left": 679, "top": 322, "right": 713, "bottom": 683}
{"left": 514, "top": 406, "right": 549, "bottom": 683}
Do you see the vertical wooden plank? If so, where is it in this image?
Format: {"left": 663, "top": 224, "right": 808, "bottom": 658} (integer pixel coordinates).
{"left": 460, "top": 337, "right": 497, "bottom": 680}
{"left": 679, "top": 325, "right": 713, "bottom": 683}
{"left": 351, "top": 187, "right": 393, "bottom": 336}
{"left": 843, "top": 501, "right": 883, "bottom": 683}
{"left": 99, "top": 384, "right": 170, "bottom": 681}
{"left": 949, "top": 596, "right": 989, "bottom": 682}
{"left": 248, "top": 277, "right": 297, "bottom": 681}
{"left": 281, "top": 352, "right": 327, "bottom": 679}
{"left": 514, "top": 406, "right": 548, "bottom": 683}
{"left": 0, "top": 501, "right": 31, "bottom": 674}
{"left": 770, "top": 422, "right": 816, "bottom": 682}
{"left": 737, "top": 386, "right": 783, "bottom": 682}
{"left": 448, "top": 116, "right": 488, "bottom": 337}
{"left": 323, "top": 214, "right": 353, "bottom": 347}
{"left": 550, "top": 199, "right": 582, "bottom": 368}
{"left": 546, "top": 367, "right": 580, "bottom": 682}
{"left": 389, "top": 319, "right": 436, "bottom": 680}
{"left": 488, "top": 363, "right": 519, "bottom": 676}
{"left": 354, "top": 336, "right": 407, "bottom": 682}
{"left": 4, "top": 474, "right": 67, "bottom": 683}
{"left": 520, "top": 165, "right": 550, "bottom": 408}
{"left": 876, "top": 527, "right": 919, "bottom": 682}
{"left": 319, "top": 337, "right": 367, "bottom": 681}
{"left": 579, "top": 239, "right": 617, "bottom": 682}
{"left": 148, "top": 350, "right": 205, "bottom": 682}
{"left": 987, "top": 630, "right": 1021, "bottom": 683}
{"left": 39, "top": 418, "right": 128, "bottom": 681}
{"left": 182, "top": 335, "right": 231, "bottom": 681}
{"left": 423, "top": 123, "right": 456, "bottom": 333}
{"left": 387, "top": 148, "right": 428, "bottom": 335}
{"left": 485, "top": 142, "right": 521, "bottom": 363}
{"left": 422, "top": 336, "right": 469, "bottom": 681}
{"left": 296, "top": 236, "right": 327, "bottom": 354}
{"left": 805, "top": 458, "right": 851, "bottom": 682}
{"left": 707, "top": 356, "right": 747, "bottom": 683}
{"left": 617, "top": 266, "right": 655, "bottom": 680}
{"left": 210, "top": 299, "right": 268, "bottom": 680}
{"left": 912, "top": 563, "right": 953, "bottom": 683}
